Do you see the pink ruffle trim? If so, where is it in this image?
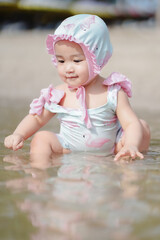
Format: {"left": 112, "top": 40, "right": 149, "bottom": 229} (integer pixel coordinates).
{"left": 103, "top": 72, "right": 132, "bottom": 97}
{"left": 46, "top": 34, "right": 101, "bottom": 78}
{"left": 29, "top": 85, "right": 65, "bottom": 115}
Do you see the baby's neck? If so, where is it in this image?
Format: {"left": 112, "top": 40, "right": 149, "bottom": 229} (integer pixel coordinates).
{"left": 84, "top": 75, "right": 104, "bottom": 89}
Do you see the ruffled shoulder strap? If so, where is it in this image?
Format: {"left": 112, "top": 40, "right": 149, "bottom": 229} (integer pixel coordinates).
{"left": 103, "top": 72, "right": 132, "bottom": 97}
{"left": 29, "top": 85, "right": 65, "bottom": 115}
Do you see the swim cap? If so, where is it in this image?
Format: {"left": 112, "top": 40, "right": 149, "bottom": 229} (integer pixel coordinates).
{"left": 46, "top": 14, "right": 113, "bottom": 83}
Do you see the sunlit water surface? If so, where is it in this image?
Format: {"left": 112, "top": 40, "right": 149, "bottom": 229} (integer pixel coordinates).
{"left": 0, "top": 99, "right": 160, "bottom": 240}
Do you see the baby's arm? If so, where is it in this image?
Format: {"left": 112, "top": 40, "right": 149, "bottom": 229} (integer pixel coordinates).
{"left": 4, "top": 109, "right": 55, "bottom": 151}
{"left": 114, "top": 89, "right": 144, "bottom": 161}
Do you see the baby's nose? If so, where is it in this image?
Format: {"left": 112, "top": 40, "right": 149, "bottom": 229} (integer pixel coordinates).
{"left": 65, "top": 63, "right": 74, "bottom": 73}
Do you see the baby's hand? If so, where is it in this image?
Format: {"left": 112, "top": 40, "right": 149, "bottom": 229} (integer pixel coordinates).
{"left": 114, "top": 145, "right": 144, "bottom": 161}
{"left": 4, "top": 134, "right": 24, "bottom": 151}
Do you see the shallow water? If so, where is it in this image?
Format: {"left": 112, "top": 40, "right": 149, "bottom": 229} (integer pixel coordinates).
{"left": 0, "top": 99, "right": 160, "bottom": 240}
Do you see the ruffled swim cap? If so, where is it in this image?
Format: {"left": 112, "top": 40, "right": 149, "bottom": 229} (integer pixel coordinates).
{"left": 46, "top": 14, "right": 113, "bottom": 83}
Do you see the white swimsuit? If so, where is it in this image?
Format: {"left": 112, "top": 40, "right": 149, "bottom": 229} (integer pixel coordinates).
{"left": 29, "top": 73, "right": 132, "bottom": 156}
{"left": 45, "top": 84, "right": 120, "bottom": 156}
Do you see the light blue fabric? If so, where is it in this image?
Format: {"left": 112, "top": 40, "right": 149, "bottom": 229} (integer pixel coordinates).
{"left": 45, "top": 84, "right": 121, "bottom": 156}
{"left": 46, "top": 14, "right": 113, "bottom": 82}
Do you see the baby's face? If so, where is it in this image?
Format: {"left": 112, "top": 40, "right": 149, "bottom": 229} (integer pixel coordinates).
{"left": 55, "top": 40, "right": 89, "bottom": 88}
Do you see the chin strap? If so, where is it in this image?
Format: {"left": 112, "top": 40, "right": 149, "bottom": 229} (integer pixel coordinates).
{"left": 68, "top": 85, "right": 92, "bottom": 128}
{"left": 76, "top": 86, "right": 92, "bottom": 129}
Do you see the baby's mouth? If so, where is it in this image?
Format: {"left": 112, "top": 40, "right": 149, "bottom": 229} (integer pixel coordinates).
{"left": 66, "top": 76, "right": 78, "bottom": 80}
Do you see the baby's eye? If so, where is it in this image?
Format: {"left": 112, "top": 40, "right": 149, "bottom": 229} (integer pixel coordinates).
{"left": 74, "top": 59, "right": 82, "bottom": 63}
{"left": 58, "top": 60, "right": 65, "bottom": 63}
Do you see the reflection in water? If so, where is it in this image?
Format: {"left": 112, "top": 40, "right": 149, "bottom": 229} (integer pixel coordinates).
{"left": 2, "top": 151, "right": 160, "bottom": 240}
{"left": 1, "top": 97, "right": 160, "bottom": 239}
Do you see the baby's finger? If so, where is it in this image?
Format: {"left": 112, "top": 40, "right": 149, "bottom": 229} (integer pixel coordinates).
{"left": 114, "top": 150, "right": 127, "bottom": 161}
{"left": 12, "top": 140, "right": 22, "bottom": 151}
{"left": 130, "top": 150, "right": 136, "bottom": 159}
{"left": 4, "top": 136, "right": 14, "bottom": 149}
{"left": 129, "top": 149, "right": 144, "bottom": 160}
{"left": 14, "top": 141, "right": 24, "bottom": 151}
{"left": 136, "top": 151, "right": 144, "bottom": 159}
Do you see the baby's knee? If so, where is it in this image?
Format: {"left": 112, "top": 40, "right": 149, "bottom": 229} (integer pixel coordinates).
{"left": 139, "top": 119, "right": 151, "bottom": 151}
{"left": 30, "top": 131, "right": 50, "bottom": 149}
{"left": 139, "top": 119, "right": 150, "bottom": 139}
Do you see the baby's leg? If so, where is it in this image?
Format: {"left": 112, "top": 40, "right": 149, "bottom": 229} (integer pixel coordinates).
{"left": 115, "top": 119, "right": 150, "bottom": 154}
{"left": 30, "top": 131, "right": 70, "bottom": 156}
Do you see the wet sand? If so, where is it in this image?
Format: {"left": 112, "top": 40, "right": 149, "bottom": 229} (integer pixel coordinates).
{"left": 0, "top": 25, "right": 160, "bottom": 113}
